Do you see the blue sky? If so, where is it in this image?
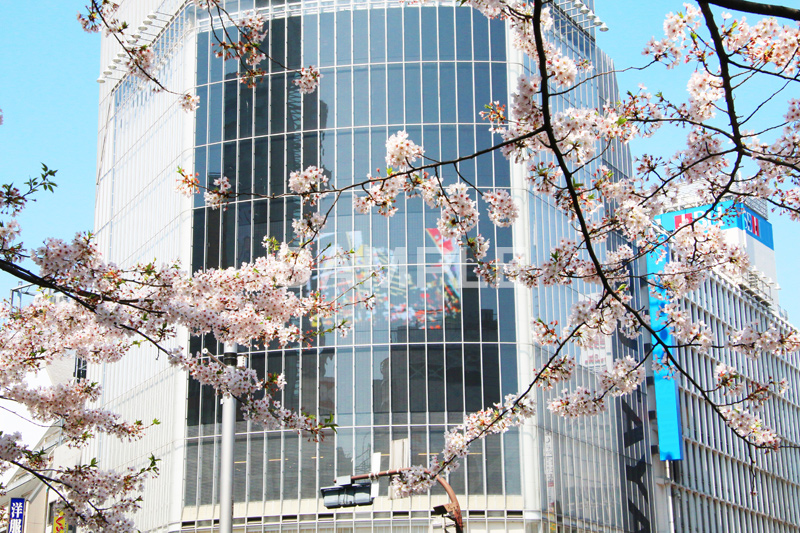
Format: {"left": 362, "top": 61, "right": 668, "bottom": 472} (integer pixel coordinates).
{"left": 0, "top": 2, "right": 99, "bottom": 300}
{"left": 0, "top": 1, "right": 798, "bottom": 320}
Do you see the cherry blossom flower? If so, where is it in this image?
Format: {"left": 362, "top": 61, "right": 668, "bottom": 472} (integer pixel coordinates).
{"left": 175, "top": 167, "right": 199, "bottom": 197}
{"left": 385, "top": 130, "right": 425, "bottom": 170}
{"left": 720, "top": 407, "right": 780, "bottom": 449}
{"left": 548, "top": 387, "right": 607, "bottom": 418}
{"left": 599, "top": 357, "right": 646, "bottom": 397}
{"left": 484, "top": 189, "right": 519, "bottom": 227}
{"left": 204, "top": 176, "right": 231, "bottom": 209}
{"left": 292, "top": 212, "right": 327, "bottom": 239}
{"left": 180, "top": 93, "right": 200, "bottom": 112}
{"left": 126, "top": 46, "right": 154, "bottom": 80}
{"left": 293, "top": 66, "right": 322, "bottom": 94}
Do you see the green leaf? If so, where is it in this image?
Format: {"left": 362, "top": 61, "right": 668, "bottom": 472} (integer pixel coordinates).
{"left": 324, "top": 413, "right": 338, "bottom": 433}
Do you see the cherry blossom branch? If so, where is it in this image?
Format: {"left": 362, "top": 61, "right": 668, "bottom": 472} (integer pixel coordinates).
{"left": 706, "top": 0, "right": 800, "bottom": 20}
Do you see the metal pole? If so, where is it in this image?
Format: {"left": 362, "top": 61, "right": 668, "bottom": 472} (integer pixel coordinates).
{"left": 219, "top": 342, "right": 237, "bottom": 533}
{"left": 433, "top": 475, "right": 464, "bottom": 532}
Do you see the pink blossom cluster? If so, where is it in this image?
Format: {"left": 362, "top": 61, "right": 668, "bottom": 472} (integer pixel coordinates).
{"left": 5, "top": 381, "right": 149, "bottom": 444}
{"left": 660, "top": 302, "right": 713, "bottom": 351}
{"left": 293, "top": 66, "right": 322, "bottom": 95}
{"left": 548, "top": 387, "right": 607, "bottom": 418}
{"left": 567, "top": 293, "right": 636, "bottom": 349}
{"left": 175, "top": 167, "right": 200, "bottom": 197}
{"left": 536, "top": 355, "right": 575, "bottom": 390}
{"left": 728, "top": 324, "right": 800, "bottom": 359}
{"left": 385, "top": 130, "right": 425, "bottom": 170}
{"left": 292, "top": 212, "right": 327, "bottom": 239}
{"left": 720, "top": 407, "right": 780, "bottom": 449}
{"left": 719, "top": 15, "right": 800, "bottom": 75}
{"left": 212, "top": 26, "right": 268, "bottom": 80}
{"left": 389, "top": 464, "right": 438, "bottom": 498}
{"left": 180, "top": 93, "right": 200, "bottom": 112}
{"left": 508, "top": 6, "right": 577, "bottom": 88}
{"left": 503, "top": 256, "right": 543, "bottom": 288}
{"left": 2, "top": 231, "right": 334, "bottom": 449}
{"left": 126, "top": 46, "right": 154, "bottom": 80}
{"left": 204, "top": 176, "right": 231, "bottom": 209}
{"left": 288, "top": 165, "right": 329, "bottom": 204}
{"left": 77, "top": 1, "right": 121, "bottom": 35}
{"left": 484, "top": 189, "right": 519, "bottom": 227}
{"left": 657, "top": 224, "right": 749, "bottom": 298}
{"left": 715, "top": 363, "right": 746, "bottom": 396}
{"left": 643, "top": 3, "right": 702, "bottom": 67}
{"left": 0, "top": 219, "right": 20, "bottom": 251}
{"left": 437, "top": 183, "right": 480, "bottom": 239}
{"left": 599, "top": 357, "right": 646, "bottom": 397}
{"left": 353, "top": 175, "right": 406, "bottom": 217}
{"left": 239, "top": 11, "right": 267, "bottom": 43}
{"left": 467, "top": 234, "right": 491, "bottom": 260}
{"left": 54, "top": 460, "right": 159, "bottom": 532}
{"left": 0, "top": 432, "right": 24, "bottom": 475}
{"left": 391, "top": 392, "right": 536, "bottom": 497}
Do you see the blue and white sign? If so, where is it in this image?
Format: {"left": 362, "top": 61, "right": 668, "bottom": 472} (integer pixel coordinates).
{"left": 656, "top": 200, "right": 773, "bottom": 249}
{"left": 7, "top": 498, "right": 25, "bottom": 533}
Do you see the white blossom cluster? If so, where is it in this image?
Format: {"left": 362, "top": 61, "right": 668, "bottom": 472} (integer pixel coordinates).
{"left": 720, "top": 407, "right": 780, "bottom": 449}
{"left": 293, "top": 66, "right": 322, "bottom": 94}
{"left": 292, "top": 212, "right": 327, "bottom": 239}
{"left": 548, "top": 387, "right": 607, "bottom": 418}
{"left": 384, "top": 130, "right": 425, "bottom": 170}
{"left": 239, "top": 10, "right": 267, "bottom": 43}
{"left": 728, "top": 324, "right": 800, "bottom": 359}
{"left": 599, "top": 357, "right": 646, "bottom": 397}
{"left": 715, "top": 363, "right": 746, "bottom": 396}
{"left": 203, "top": 176, "right": 231, "bottom": 209}
{"left": 391, "top": 392, "right": 535, "bottom": 497}
{"left": 536, "top": 355, "right": 575, "bottom": 390}
{"left": 125, "top": 46, "right": 154, "bottom": 80}
{"left": 180, "top": 93, "right": 200, "bottom": 113}
{"left": 288, "top": 165, "right": 329, "bottom": 199}
{"left": 483, "top": 189, "right": 519, "bottom": 227}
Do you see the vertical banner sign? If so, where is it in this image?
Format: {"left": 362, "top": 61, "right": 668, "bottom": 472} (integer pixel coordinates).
{"left": 7, "top": 498, "right": 25, "bottom": 533}
{"left": 646, "top": 234, "right": 685, "bottom": 461}
{"left": 53, "top": 511, "right": 67, "bottom": 533}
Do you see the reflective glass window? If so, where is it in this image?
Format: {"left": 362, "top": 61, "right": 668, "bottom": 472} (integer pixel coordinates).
{"left": 336, "top": 11, "right": 351, "bottom": 65}
{"left": 386, "top": 9, "right": 403, "bottom": 62}
{"left": 404, "top": 8, "right": 420, "bottom": 62}
{"left": 438, "top": 7, "right": 455, "bottom": 60}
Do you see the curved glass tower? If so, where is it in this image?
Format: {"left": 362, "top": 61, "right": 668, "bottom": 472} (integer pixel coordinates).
{"left": 94, "top": 1, "right": 655, "bottom": 531}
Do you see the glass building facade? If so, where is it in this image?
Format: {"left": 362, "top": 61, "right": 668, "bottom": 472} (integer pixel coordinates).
{"left": 94, "top": 0, "right": 656, "bottom": 531}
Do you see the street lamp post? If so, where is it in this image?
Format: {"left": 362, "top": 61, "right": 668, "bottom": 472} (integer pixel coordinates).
{"left": 218, "top": 342, "right": 238, "bottom": 533}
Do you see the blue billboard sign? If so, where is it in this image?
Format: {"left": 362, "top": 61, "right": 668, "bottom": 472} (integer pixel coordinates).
{"left": 7, "top": 498, "right": 25, "bottom": 533}
{"left": 655, "top": 200, "right": 773, "bottom": 249}
{"left": 646, "top": 242, "right": 685, "bottom": 461}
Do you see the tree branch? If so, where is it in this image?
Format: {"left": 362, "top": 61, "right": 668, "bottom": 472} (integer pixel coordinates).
{"left": 705, "top": 0, "right": 800, "bottom": 21}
